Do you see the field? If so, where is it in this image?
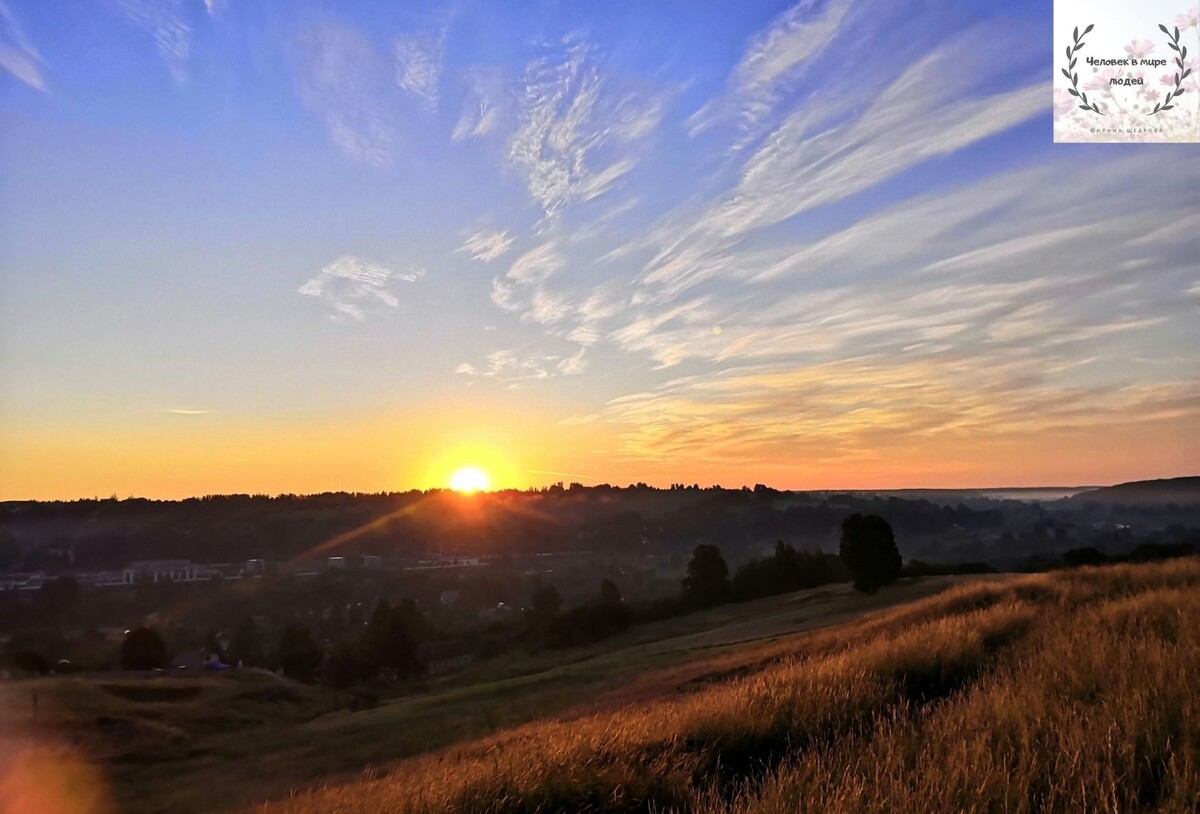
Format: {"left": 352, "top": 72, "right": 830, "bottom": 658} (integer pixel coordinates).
{"left": 0, "top": 577, "right": 971, "bottom": 814}
{"left": 4, "top": 561, "right": 1199, "bottom": 813}
{"left": 266, "top": 559, "right": 1200, "bottom": 814}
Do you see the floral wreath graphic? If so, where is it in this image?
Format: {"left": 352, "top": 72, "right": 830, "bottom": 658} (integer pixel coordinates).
{"left": 1153, "top": 24, "right": 1194, "bottom": 114}
{"left": 1062, "top": 24, "right": 1100, "bottom": 114}
{"left": 1064, "top": 20, "right": 1197, "bottom": 118}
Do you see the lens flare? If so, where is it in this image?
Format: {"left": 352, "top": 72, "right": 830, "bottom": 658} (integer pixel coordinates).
{"left": 0, "top": 742, "right": 111, "bottom": 814}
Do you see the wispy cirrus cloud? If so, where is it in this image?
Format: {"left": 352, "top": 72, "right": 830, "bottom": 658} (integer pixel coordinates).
{"left": 451, "top": 0, "right": 1195, "bottom": 483}
{"left": 294, "top": 21, "right": 397, "bottom": 166}
{"left": 458, "top": 229, "right": 514, "bottom": 262}
{"left": 508, "top": 36, "right": 668, "bottom": 222}
{"left": 452, "top": 68, "right": 506, "bottom": 141}
{"left": 641, "top": 33, "right": 1045, "bottom": 298}
{"left": 456, "top": 346, "right": 586, "bottom": 388}
{"left": 449, "top": 36, "right": 672, "bottom": 362}
{"left": 572, "top": 150, "right": 1200, "bottom": 473}
{"left": 593, "top": 365, "right": 1200, "bottom": 479}
{"left": 394, "top": 29, "right": 444, "bottom": 111}
{"left": 0, "top": 1, "right": 46, "bottom": 90}
{"left": 298, "top": 255, "right": 424, "bottom": 321}
{"left": 164, "top": 407, "right": 210, "bottom": 415}
{"left": 466, "top": 240, "right": 593, "bottom": 384}
{"left": 489, "top": 241, "right": 579, "bottom": 332}
{"left": 478, "top": 2, "right": 1051, "bottom": 362}
{"left": 688, "top": 0, "right": 850, "bottom": 144}
{"left": 506, "top": 242, "right": 565, "bottom": 284}
{"left": 109, "top": 0, "right": 192, "bottom": 83}
{"left": 611, "top": 151, "right": 1198, "bottom": 364}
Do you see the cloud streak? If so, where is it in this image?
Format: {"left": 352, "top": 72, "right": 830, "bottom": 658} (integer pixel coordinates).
{"left": 507, "top": 36, "right": 667, "bottom": 222}
{"left": 394, "top": 29, "right": 444, "bottom": 111}
{"left": 452, "top": 68, "right": 506, "bottom": 141}
{"left": 110, "top": 0, "right": 192, "bottom": 83}
{"left": 474, "top": 3, "right": 1196, "bottom": 481}
{"left": 435, "top": 0, "right": 1195, "bottom": 483}
{"left": 456, "top": 346, "right": 587, "bottom": 388}
{"left": 458, "top": 229, "right": 515, "bottom": 262}
{"left": 298, "top": 255, "right": 424, "bottom": 321}
{"left": 579, "top": 149, "right": 1199, "bottom": 473}
{"left": 641, "top": 34, "right": 1046, "bottom": 298}
{"left": 0, "top": 1, "right": 45, "bottom": 90}
{"left": 688, "top": 0, "right": 850, "bottom": 144}
{"left": 295, "top": 21, "right": 397, "bottom": 166}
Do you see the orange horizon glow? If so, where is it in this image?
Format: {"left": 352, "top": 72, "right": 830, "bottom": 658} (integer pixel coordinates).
{"left": 1, "top": 403, "right": 1197, "bottom": 501}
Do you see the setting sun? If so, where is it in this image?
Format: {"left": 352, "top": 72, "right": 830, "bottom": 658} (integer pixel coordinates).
{"left": 449, "top": 466, "right": 492, "bottom": 493}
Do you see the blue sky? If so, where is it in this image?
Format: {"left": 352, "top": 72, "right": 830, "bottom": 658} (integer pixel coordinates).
{"left": 1, "top": 0, "right": 1197, "bottom": 498}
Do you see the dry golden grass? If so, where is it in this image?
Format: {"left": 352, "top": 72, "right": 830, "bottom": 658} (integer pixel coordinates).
{"left": 259, "top": 560, "right": 1200, "bottom": 814}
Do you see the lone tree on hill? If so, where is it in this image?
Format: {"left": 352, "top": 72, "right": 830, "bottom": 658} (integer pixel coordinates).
{"left": 682, "top": 543, "right": 731, "bottom": 607}
{"left": 120, "top": 626, "right": 167, "bottom": 670}
{"left": 839, "top": 513, "right": 902, "bottom": 594}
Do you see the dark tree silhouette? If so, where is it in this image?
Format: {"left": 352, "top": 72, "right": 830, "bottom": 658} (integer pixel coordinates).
{"left": 362, "top": 600, "right": 419, "bottom": 676}
{"left": 681, "top": 543, "right": 730, "bottom": 607}
{"left": 839, "top": 513, "right": 902, "bottom": 594}
{"left": 730, "top": 541, "right": 847, "bottom": 601}
{"left": 120, "top": 626, "right": 167, "bottom": 670}
{"left": 277, "top": 624, "right": 323, "bottom": 680}
{"left": 227, "top": 617, "right": 258, "bottom": 667}
{"left": 599, "top": 578, "right": 623, "bottom": 607}
{"left": 547, "top": 579, "right": 633, "bottom": 647}
{"left": 592, "top": 578, "right": 632, "bottom": 636}
{"left": 325, "top": 642, "right": 370, "bottom": 688}
{"left": 531, "top": 584, "right": 563, "bottom": 621}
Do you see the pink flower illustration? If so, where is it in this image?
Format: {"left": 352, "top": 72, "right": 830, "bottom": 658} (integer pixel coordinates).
{"left": 1176, "top": 7, "right": 1200, "bottom": 29}
{"left": 1161, "top": 72, "right": 1180, "bottom": 86}
{"left": 1143, "top": 88, "right": 1162, "bottom": 102}
{"left": 1053, "top": 88, "right": 1076, "bottom": 116}
{"left": 1124, "top": 39, "right": 1155, "bottom": 58}
{"left": 1085, "top": 68, "right": 1123, "bottom": 90}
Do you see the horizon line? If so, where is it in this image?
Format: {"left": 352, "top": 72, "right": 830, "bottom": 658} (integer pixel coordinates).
{"left": 5, "top": 479, "right": 1196, "bottom": 504}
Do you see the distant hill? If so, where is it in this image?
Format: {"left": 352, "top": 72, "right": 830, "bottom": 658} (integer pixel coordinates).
{"left": 1068, "top": 477, "right": 1200, "bottom": 506}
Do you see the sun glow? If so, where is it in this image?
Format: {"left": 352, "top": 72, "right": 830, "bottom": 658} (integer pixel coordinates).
{"left": 449, "top": 465, "right": 492, "bottom": 493}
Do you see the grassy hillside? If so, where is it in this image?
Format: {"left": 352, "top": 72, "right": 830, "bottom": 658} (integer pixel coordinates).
{"left": 262, "top": 559, "right": 1200, "bottom": 814}
{"left": 0, "top": 576, "right": 971, "bottom": 814}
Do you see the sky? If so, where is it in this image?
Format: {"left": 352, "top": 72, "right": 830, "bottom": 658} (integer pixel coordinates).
{"left": 0, "top": 0, "right": 1197, "bottom": 499}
